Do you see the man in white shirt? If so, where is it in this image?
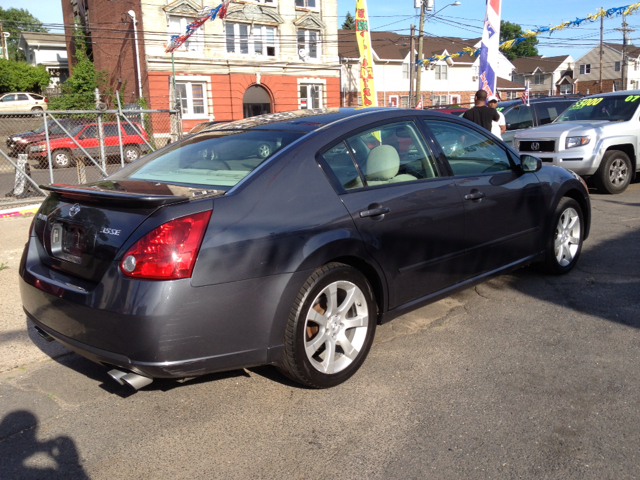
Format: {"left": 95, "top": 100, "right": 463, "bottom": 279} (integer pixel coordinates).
{"left": 487, "top": 95, "right": 506, "bottom": 139}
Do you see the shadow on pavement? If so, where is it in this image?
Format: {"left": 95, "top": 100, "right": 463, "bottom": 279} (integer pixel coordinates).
{"left": 0, "top": 410, "right": 89, "bottom": 480}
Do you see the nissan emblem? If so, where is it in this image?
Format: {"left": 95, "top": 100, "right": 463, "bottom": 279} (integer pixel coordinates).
{"left": 69, "top": 204, "right": 81, "bottom": 217}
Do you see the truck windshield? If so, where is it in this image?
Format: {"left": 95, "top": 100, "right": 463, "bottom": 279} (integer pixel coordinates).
{"left": 556, "top": 94, "right": 640, "bottom": 122}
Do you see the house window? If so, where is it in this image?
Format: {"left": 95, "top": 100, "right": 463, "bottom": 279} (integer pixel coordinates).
{"left": 168, "top": 16, "right": 203, "bottom": 53}
{"left": 295, "top": 0, "right": 317, "bottom": 8}
{"left": 615, "top": 61, "right": 621, "bottom": 72}
{"left": 402, "top": 63, "right": 409, "bottom": 80}
{"left": 534, "top": 73, "right": 544, "bottom": 85}
{"left": 400, "top": 96, "right": 409, "bottom": 108}
{"left": 579, "top": 64, "right": 591, "bottom": 75}
{"left": 299, "top": 84, "right": 322, "bottom": 109}
{"left": 560, "top": 84, "right": 572, "bottom": 95}
{"left": 297, "top": 30, "right": 319, "bottom": 58}
{"left": 506, "top": 91, "right": 518, "bottom": 100}
{"left": 614, "top": 80, "right": 621, "bottom": 91}
{"left": 435, "top": 64, "right": 447, "bottom": 80}
{"left": 432, "top": 95, "right": 448, "bottom": 105}
{"left": 176, "top": 81, "right": 207, "bottom": 117}
{"left": 388, "top": 95, "right": 399, "bottom": 107}
{"left": 226, "top": 23, "right": 278, "bottom": 57}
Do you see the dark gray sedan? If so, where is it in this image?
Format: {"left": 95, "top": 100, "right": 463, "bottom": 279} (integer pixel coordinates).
{"left": 19, "top": 108, "right": 591, "bottom": 389}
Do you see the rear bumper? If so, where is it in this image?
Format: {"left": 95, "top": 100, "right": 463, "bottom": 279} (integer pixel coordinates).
{"left": 19, "top": 238, "right": 303, "bottom": 378}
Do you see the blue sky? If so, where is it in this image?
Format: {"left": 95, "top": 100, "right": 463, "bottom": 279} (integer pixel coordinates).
{"left": 5, "top": 0, "right": 640, "bottom": 61}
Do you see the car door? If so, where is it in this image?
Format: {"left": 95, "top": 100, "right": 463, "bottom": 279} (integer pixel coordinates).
{"left": 318, "top": 119, "right": 466, "bottom": 309}
{"left": 103, "top": 124, "right": 122, "bottom": 155}
{"left": 0, "top": 94, "right": 15, "bottom": 112}
{"left": 502, "top": 103, "right": 534, "bottom": 146}
{"left": 424, "top": 119, "right": 545, "bottom": 278}
{"left": 78, "top": 125, "right": 99, "bottom": 157}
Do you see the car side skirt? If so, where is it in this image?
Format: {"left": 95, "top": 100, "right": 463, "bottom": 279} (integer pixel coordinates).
{"left": 380, "top": 251, "right": 546, "bottom": 324}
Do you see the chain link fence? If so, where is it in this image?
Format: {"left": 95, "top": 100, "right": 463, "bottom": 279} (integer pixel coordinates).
{"left": 0, "top": 108, "right": 182, "bottom": 208}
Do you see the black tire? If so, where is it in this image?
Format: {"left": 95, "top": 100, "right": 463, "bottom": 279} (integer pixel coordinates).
{"left": 594, "top": 150, "right": 632, "bottom": 194}
{"left": 123, "top": 145, "right": 141, "bottom": 163}
{"left": 31, "top": 107, "right": 43, "bottom": 117}
{"left": 278, "top": 263, "right": 377, "bottom": 388}
{"left": 539, "top": 197, "right": 584, "bottom": 275}
{"left": 52, "top": 149, "right": 73, "bottom": 168}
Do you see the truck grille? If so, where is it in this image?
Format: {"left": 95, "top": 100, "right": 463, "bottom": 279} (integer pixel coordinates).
{"left": 519, "top": 140, "right": 555, "bottom": 153}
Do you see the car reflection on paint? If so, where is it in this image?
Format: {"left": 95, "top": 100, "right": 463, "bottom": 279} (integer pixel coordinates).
{"left": 19, "top": 107, "right": 591, "bottom": 390}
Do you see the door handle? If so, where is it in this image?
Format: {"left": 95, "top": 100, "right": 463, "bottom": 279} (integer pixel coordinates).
{"left": 464, "top": 191, "right": 486, "bottom": 201}
{"left": 359, "top": 206, "right": 390, "bottom": 218}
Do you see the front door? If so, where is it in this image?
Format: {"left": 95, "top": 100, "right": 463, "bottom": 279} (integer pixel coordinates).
{"left": 319, "top": 120, "right": 466, "bottom": 309}
{"left": 424, "top": 119, "right": 545, "bottom": 277}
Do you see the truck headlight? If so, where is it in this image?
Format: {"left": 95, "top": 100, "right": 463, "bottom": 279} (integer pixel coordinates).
{"left": 30, "top": 144, "right": 46, "bottom": 152}
{"left": 514, "top": 139, "right": 520, "bottom": 151}
{"left": 565, "top": 136, "right": 590, "bottom": 149}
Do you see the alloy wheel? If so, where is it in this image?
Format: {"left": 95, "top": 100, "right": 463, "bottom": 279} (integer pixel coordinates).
{"left": 554, "top": 207, "right": 581, "bottom": 267}
{"left": 304, "top": 280, "right": 369, "bottom": 374}
{"left": 609, "top": 158, "right": 628, "bottom": 187}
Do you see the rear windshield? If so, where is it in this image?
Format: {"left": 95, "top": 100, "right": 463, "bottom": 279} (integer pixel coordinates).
{"left": 111, "top": 130, "right": 304, "bottom": 189}
{"left": 556, "top": 95, "right": 640, "bottom": 122}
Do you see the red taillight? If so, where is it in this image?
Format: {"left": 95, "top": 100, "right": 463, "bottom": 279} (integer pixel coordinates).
{"left": 120, "top": 211, "right": 211, "bottom": 280}
{"left": 44, "top": 97, "right": 48, "bottom": 103}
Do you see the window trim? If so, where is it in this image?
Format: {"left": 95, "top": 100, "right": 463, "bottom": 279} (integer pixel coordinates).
{"left": 295, "top": 0, "right": 319, "bottom": 11}
{"left": 434, "top": 64, "right": 448, "bottom": 80}
{"left": 297, "top": 29, "right": 321, "bottom": 60}
{"left": 175, "top": 78, "right": 210, "bottom": 119}
{"left": 225, "top": 22, "right": 279, "bottom": 57}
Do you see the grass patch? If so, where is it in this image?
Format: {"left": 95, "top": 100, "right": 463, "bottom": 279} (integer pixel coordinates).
{"left": 0, "top": 263, "right": 8, "bottom": 271}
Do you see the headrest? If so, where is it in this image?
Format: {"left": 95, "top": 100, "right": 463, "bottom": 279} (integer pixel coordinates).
{"left": 364, "top": 145, "right": 400, "bottom": 181}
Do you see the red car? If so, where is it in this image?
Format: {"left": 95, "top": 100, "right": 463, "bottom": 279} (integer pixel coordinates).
{"left": 28, "top": 122, "right": 150, "bottom": 168}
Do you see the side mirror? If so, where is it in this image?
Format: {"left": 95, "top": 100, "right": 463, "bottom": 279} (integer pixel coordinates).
{"left": 520, "top": 154, "right": 542, "bottom": 173}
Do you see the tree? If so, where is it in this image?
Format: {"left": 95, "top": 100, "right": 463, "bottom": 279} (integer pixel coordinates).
{"left": 342, "top": 12, "right": 356, "bottom": 30}
{"left": 0, "top": 59, "right": 49, "bottom": 93}
{"left": 48, "top": 29, "right": 109, "bottom": 110}
{"left": 500, "top": 20, "right": 538, "bottom": 61}
{"left": 0, "top": 7, "right": 48, "bottom": 61}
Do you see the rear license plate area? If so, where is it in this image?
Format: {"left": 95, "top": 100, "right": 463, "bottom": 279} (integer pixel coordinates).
{"left": 51, "top": 222, "right": 94, "bottom": 264}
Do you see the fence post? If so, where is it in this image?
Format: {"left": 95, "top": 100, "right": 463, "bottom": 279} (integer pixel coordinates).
{"left": 42, "top": 112, "right": 54, "bottom": 184}
{"left": 95, "top": 88, "right": 106, "bottom": 171}
{"left": 116, "top": 91, "right": 125, "bottom": 167}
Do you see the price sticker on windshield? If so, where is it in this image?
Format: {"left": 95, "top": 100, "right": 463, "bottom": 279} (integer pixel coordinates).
{"left": 625, "top": 95, "right": 640, "bottom": 102}
{"left": 569, "top": 98, "right": 604, "bottom": 110}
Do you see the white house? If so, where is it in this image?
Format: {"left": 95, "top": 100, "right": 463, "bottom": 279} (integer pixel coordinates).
{"left": 17, "top": 32, "right": 69, "bottom": 87}
{"left": 338, "top": 29, "right": 519, "bottom": 108}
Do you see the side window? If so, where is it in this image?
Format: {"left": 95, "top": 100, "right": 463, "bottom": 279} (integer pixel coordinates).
{"left": 123, "top": 124, "right": 142, "bottom": 136}
{"left": 17, "top": 94, "right": 29, "bottom": 101}
{"left": 346, "top": 121, "right": 439, "bottom": 187}
{"left": 534, "top": 103, "right": 562, "bottom": 126}
{"left": 321, "top": 142, "right": 363, "bottom": 190}
{"left": 103, "top": 124, "right": 121, "bottom": 137}
{"left": 81, "top": 126, "right": 98, "bottom": 139}
{"left": 426, "top": 120, "right": 512, "bottom": 176}
{"left": 504, "top": 105, "right": 533, "bottom": 130}
{"left": 2, "top": 95, "right": 15, "bottom": 102}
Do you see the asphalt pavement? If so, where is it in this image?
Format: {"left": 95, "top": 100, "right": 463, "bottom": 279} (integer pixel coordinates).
{"left": 0, "top": 183, "right": 639, "bottom": 479}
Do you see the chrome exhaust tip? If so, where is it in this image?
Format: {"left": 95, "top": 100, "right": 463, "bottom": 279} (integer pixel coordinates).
{"left": 34, "top": 326, "right": 54, "bottom": 342}
{"left": 107, "top": 369, "right": 128, "bottom": 385}
{"left": 120, "top": 372, "right": 153, "bottom": 390}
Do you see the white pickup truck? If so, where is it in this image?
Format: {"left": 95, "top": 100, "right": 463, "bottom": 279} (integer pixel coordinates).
{"left": 513, "top": 91, "right": 640, "bottom": 194}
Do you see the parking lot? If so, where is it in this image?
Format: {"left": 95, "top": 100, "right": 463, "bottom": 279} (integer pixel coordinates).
{"left": 0, "top": 183, "right": 639, "bottom": 479}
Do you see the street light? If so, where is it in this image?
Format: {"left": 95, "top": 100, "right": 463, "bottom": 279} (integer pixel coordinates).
{"left": 127, "top": 10, "right": 143, "bottom": 101}
{"left": 414, "top": 1, "right": 461, "bottom": 107}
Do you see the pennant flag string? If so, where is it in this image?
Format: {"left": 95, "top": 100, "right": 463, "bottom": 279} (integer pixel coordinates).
{"left": 165, "top": 0, "right": 231, "bottom": 53}
{"left": 418, "top": 2, "right": 640, "bottom": 66}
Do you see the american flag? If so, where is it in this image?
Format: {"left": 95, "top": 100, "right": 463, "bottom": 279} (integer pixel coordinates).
{"left": 522, "top": 81, "right": 530, "bottom": 106}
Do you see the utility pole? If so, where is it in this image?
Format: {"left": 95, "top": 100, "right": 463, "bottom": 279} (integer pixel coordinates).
{"left": 409, "top": 24, "right": 415, "bottom": 107}
{"left": 415, "top": 3, "right": 426, "bottom": 107}
{"left": 615, "top": 13, "right": 634, "bottom": 91}
{"left": 599, "top": 13, "right": 604, "bottom": 93}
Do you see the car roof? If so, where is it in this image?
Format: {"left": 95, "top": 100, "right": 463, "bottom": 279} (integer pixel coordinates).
{"left": 498, "top": 96, "right": 582, "bottom": 109}
{"left": 201, "top": 108, "right": 394, "bottom": 134}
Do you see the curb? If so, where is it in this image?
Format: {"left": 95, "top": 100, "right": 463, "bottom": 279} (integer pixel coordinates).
{"left": 0, "top": 203, "right": 41, "bottom": 219}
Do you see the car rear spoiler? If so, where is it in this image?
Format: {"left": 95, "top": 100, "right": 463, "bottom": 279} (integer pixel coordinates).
{"left": 41, "top": 184, "right": 190, "bottom": 207}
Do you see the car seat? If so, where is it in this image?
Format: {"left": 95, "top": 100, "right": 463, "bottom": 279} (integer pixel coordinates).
{"left": 364, "top": 145, "right": 417, "bottom": 185}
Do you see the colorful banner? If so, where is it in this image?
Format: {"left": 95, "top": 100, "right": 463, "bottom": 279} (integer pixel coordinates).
{"left": 355, "top": 0, "right": 377, "bottom": 107}
{"left": 418, "top": 2, "right": 640, "bottom": 66}
{"left": 478, "top": 0, "right": 501, "bottom": 96}
{"left": 165, "top": 0, "right": 231, "bottom": 53}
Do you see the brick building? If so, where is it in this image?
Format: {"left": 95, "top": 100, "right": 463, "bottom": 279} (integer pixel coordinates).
{"left": 61, "top": 0, "right": 341, "bottom": 132}
{"left": 338, "top": 30, "right": 518, "bottom": 108}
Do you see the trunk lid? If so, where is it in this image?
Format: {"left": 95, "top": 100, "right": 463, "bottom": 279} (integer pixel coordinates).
{"left": 33, "top": 181, "right": 223, "bottom": 283}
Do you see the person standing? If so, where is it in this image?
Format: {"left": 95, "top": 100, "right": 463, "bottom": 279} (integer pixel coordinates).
{"left": 462, "top": 90, "right": 500, "bottom": 132}
{"left": 487, "top": 95, "right": 506, "bottom": 139}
